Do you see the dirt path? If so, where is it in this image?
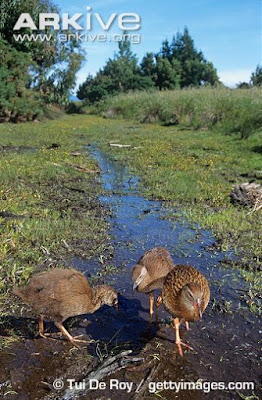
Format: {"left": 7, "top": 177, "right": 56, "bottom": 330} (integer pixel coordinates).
{"left": 0, "top": 146, "right": 261, "bottom": 400}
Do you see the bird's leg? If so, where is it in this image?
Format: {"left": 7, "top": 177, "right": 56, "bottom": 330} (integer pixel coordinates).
{"left": 38, "top": 315, "right": 44, "bottom": 335}
{"left": 37, "top": 317, "right": 85, "bottom": 342}
{"left": 35, "top": 315, "right": 49, "bottom": 339}
{"left": 149, "top": 292, "right": 154, "bottom": 316}
{"left": 185, "top": 321, "right": 190, "bottom": 331}
{"left": 36, "top": 315, "right": 62, "bottom": 341}
{"left": 174, "top": 318, "right": 194, "bottom": 357}
{"left": 54, "top": 321, "right": 90, "bottom": 349}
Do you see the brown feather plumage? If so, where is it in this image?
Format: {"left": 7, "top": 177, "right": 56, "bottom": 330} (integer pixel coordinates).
{"left": 158, "top": 264, "right": 210, "bottom": 356}
{"left": 132, "top": 247, "right": 173, "bottom": 293}
{"left": 162, "top": 264, "right": 210, "bottom": 322}
{"left": 132, "top": 247, "right": 174, "bottom": 316}
{"left": 13, "top": 268, "right": 118, "bottom": 346}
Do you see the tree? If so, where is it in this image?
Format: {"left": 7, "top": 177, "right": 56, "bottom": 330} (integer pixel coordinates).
{"left": 160, "top": 39, "right": 172, "bottom": 61}
{"left": 0, "top": 0, "right": 84, "bottom": 105}
{"left": 172, "top": 28, "right": 199, "bottom": 63}
{"left": 250, "top": 65, "right": 262, "bottom": 86}
{"left": 77, "top": 38, "right": 153, "bottom": 103}
{"left": 35, "top": 38, "right": 84, "bottom": 104}
{"left": 236, "top": 82, "right": 250, "bottom": 89}
{"left": 201, "top": 61, "right": 220, "bottom": 86}
{"left": 0, "top": 39, "right": 43, "bottom": 122}
{"left": 77, "top": 75, "right": 113, "bottom": 103}
{"left": 118, "top": 37, "right": 135, "bottom": 60}
{"left": 155, "top": 56, "right": 179, "bottom": 90}
{"left": 78, "top": 27, "right": 220, "bottom": 103}
{"left": 170, "top": 27, "right": 219, "bottom": 87}
{"left": 140, "top": 52, "right": 156, "bottom": 77}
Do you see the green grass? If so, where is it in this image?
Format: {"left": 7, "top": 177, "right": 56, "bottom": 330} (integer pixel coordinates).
{"left": 0, "top": 118, "right": 109, "bottom": 326}
{"left": 0, "top": 110, "right": 261, "bottom": 324}
{"left": 96, "top": 87, "right": 262, "bottom": 139}
{"left": 58, "top": 113, "right": 261, "bottom": 313}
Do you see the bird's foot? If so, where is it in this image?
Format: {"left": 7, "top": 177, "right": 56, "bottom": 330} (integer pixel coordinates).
{"left": 54, "top": 321, "right": 91, "bottom": 349}
{"left": 68, "top": 336, "right": 91, "bottom": 349}
{"left": 185, "top": 321, "right": 190, "bottom": 331}
{"left": 36, "top": 332, "right": 58, "bottom": 341}
{"left": 42, "top": 332, "right": 63, "bottom": 337}
{"left": 176, "top": 341, "right": 194, "bottom": 357}
{"left": 71, "top": 335, "right": 90, "bottom": 343}
{"left": 37, "top": 330, "right": 65, "bottom": 337}
{"left": 36, "top": 330, "right": 89, "bottom": 347}
{"left": 35, "top": 331, "right": 48, "bottom": 339}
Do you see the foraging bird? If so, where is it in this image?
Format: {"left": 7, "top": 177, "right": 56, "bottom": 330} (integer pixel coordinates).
{"left": 13, "top": 268, "right": 118, "bottom": 348}
{"left": 156, "top": 264, "right": 210, "bottom": 357}
{"left": 132, "top": 247, "right": 174, "bottom": 316}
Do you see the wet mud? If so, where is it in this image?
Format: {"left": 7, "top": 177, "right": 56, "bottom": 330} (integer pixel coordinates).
{"left": 0, "top": 146, "right": 261, "bottom": 400}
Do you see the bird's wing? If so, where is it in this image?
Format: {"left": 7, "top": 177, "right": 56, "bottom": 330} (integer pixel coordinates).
{"left": 13, "top": 269, "right": 92, "bottom": 318}
{"left": 48, "top": 270, "right": 92, "bottom": 299}
{"left": 138, "top": 248, "right": 173, "bottom": 278}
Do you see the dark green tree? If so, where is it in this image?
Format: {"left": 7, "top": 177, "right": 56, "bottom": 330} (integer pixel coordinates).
{"left": 140, "top": 52, "right": 156, "bottom": 77}
{"left": 155, "top": 56, "right": 180, "bottom": 90}
{"left": 250, "top": 65, "right": 262, "bottom": 86}
{"left": 160, "top": 39, "right": 172, "bottom": 61}
{"left": 170, "top": 27, "right": 219, "bottom": 87}
{"left": 0, "top": 0, "right": 84, "bottom": 105}
{"left": 201, "top": 61, "right": 220, "bottom": 86}
{"left": 236, "top": 82, "right": 250, "bottom": 89}
{"left": 77, "top": 74, "right": 113, "bottom": 103}
{"left": 118, "top": 37, "right": 135, "bottom": 60}
{"left": 0, "top": 39, "right": 43, "bottom": 122}
{"left": 78, "top": 38, "right": 153, "bottom": 103}
{"left": 172, "top": 28, "right": 199, "bottom": 63}
{"left": 78, "top": 27, "right": 220, "bottom": 103}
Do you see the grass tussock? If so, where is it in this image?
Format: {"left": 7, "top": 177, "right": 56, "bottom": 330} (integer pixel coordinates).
{"left": 97, "top": 87, "right": 262, "bottom": 138}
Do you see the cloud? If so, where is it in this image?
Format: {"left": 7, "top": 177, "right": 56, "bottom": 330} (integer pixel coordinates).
{"left": 218, "top": 68, "right": 253, "bottom": 87}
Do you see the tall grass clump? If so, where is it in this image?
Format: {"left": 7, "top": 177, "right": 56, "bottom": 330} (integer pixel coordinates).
{"left": 98, "top": 87, "right": 262, "bottom": 138}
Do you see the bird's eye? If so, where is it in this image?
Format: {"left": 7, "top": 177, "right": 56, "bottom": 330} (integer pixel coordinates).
{"left": 188, "top": 291, "right": 194, "bottom": 300}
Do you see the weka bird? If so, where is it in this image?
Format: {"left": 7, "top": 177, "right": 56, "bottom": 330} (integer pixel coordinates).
{"left": 156, "top": 264, "right": 210, "bottom": 357}
{"left": 132, "top": 247, "right": 174, "bottom": 316}
{"left": 13, "top": 268, "right": 118, "bottom": 348}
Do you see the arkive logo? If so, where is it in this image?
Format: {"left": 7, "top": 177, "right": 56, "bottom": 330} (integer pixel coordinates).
{"left": 13, "top": 6, "right": 141, "bottom": 31}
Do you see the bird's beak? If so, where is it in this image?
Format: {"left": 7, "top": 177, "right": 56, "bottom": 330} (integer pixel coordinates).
{"left": 196, "top": 299, "right": 202, "bottom": 320}
{"left": 156, "top": 295, "right": 163, "bottom": 308}
{"left": 132, "top": 267, "right": 147, "bottom": 291}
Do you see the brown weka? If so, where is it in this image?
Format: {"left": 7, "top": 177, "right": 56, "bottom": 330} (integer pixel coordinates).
{"left": 156, "top": 264, "right": 210, "bottom": 357}
{"left": 13, "top": 268, "right": 118, "bottom": 348}
{"left": 132, "top": 247, "right": 174, "bottom": 316}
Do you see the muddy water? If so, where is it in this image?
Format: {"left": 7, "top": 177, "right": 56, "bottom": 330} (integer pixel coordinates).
{"left": 1, "top": 147, "right": 261, "bottom": 400}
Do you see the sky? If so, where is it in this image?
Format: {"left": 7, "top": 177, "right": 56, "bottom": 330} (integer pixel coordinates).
{"left": 55, "top": 0, "right": 262, "bottom": 89}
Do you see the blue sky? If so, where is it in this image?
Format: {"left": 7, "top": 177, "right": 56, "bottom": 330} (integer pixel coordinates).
{"left": 55, "top": 0, "right": 262, "bottom": 88}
